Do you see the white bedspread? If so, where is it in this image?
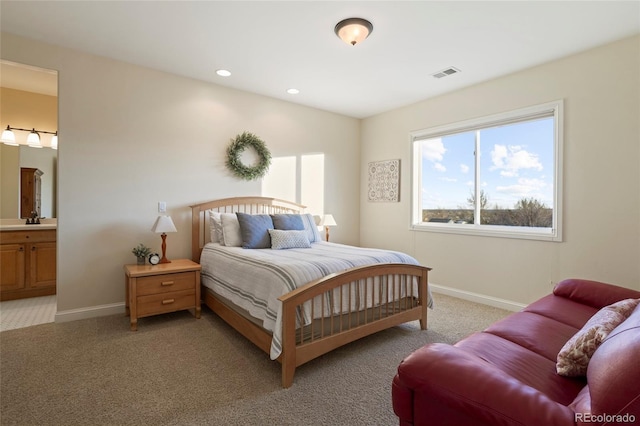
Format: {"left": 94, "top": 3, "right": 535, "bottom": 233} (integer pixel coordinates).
{"left": 200, "top": 241, "right": 432, "bottom": 359}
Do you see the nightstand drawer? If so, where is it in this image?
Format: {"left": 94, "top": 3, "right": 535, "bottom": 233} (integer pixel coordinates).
{"left": 136, "top": 289, "right": 196, "bottom": 317}
{"left": 136, "top": 271, "right": 195, "bottom": 296}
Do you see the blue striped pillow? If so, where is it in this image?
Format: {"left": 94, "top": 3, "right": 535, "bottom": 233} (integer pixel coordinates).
{"left": 236, "top": 213, "right": 274, "bottom": 249}
{"left": 271, "top": 214, "right": 304, "bottom": 231}
{"left": 301, "top": 214, "right": 321, "bottom": 243}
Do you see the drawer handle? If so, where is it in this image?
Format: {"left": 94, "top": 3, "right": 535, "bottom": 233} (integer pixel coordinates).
{"left": 162, "top": 299, "right": 175, "bottom": 305}
{"left": 161, "top": 281, "right": 174, "bottom": 286}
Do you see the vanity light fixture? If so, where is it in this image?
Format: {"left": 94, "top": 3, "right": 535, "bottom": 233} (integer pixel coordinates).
{"left": 1, "top": 125, "right": 58, "bottom": 149}
{"left": 334, "top": 18, "right": 373, "bottom": 46}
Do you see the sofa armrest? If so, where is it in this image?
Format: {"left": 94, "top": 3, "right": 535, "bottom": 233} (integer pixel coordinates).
{"left": 553, "top": 279, "right": 640, "bottom": 309}
{"left": 393, "top": 343, "right": 575, "bottom": 426}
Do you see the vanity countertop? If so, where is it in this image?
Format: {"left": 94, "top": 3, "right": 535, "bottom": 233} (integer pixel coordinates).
{"left": 0, "top": 219, "right": 57, "bottom": 231}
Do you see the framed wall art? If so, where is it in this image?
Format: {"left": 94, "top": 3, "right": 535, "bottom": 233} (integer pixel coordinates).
{"left": 368, "top": 159, "right": 400, "bottom": 202}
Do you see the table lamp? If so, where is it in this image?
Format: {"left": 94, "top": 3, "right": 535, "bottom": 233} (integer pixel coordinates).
{"left": 319, "top": 214, "right": 337, "bottom": 242}
{"left": 151, "top": 215, "right": 177, "bottom": 264}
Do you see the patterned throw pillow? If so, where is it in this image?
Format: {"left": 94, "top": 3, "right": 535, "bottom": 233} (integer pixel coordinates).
{"left": 608, "top": 297, "right": 640, "bottom": 317}
{"left": 556, "top": 298, "right": 640, "bottom": 376}
{"left": 269, "top": 229, "right": 311, "bottom": 250}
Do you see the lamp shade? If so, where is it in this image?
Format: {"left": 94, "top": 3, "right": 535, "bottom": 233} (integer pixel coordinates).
{"left": 319, "top": 214, "right": 337, "bottom": 227}
{"left": 1, "top": 126, "right": 17, "bottom": 145}
{"left": 27, "top": 129, "right": 42, "bottom": 148}
{"left": 151, "top": 215, "right": 177, "bottom": 233}
{"left": 50, "top": 133, "right": 58, "bottom": 150}
{"left": 334, "top": 18, "right": 373, "bottom": 46}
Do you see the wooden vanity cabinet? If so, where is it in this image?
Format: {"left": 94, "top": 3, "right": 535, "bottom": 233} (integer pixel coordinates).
{"left": 0, "top": 229, "right": 56, "bottom": 301}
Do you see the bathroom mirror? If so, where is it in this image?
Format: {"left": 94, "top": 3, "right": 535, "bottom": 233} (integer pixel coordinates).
{"left": 0, "top": 60, "right": 58, "bottom": 219}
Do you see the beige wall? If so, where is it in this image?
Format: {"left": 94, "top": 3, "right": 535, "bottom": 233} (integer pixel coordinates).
{"left": 3, "top": 31, "right": 638, "bottom": 318}
{"left": 1, "top": 33, "right": 360, "bottom": 318}
{"left": 0, "top": 144, "right": 19, "bottom": 218}
{"left": 361, "top": 35, "right": 640, "bottom": 307}
{"left": 0, "top": 87, "right": 58, "bottom": 218}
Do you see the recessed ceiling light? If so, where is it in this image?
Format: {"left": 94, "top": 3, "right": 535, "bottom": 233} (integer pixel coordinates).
{"left": 286, "top": 88, "right": 300, "bottom": 95}
{"left": 216, "top": 69, "right": 231, "bottom": 77}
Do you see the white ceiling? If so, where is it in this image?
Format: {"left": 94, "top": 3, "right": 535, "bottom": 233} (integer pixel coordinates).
{"left": 1, "top": 1, "right": 639, "bottom": 118}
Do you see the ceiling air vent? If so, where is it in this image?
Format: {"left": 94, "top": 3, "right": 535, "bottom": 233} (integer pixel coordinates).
{"left": 432, "top": 67, "right": 461, "bottom": 79}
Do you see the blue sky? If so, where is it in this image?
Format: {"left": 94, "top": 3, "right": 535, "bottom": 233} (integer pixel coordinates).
{"left": 421, "top": 117, "right": 554, "bottom": 210}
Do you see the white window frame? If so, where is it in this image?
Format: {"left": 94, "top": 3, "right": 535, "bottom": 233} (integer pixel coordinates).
{"left": 410, "top": 100, "right": 563, "bottom": 242}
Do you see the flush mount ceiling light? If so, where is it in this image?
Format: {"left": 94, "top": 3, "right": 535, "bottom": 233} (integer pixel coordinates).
{"left": 216, "top": 69, "right": 231, "bottom": 77}
{"left": 334, "top": 18, "right": 373, "bottom": 46}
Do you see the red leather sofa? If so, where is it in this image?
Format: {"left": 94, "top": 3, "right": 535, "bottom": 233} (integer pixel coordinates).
{"left": 392, "top": 279, "right": 640, "bottom": 426}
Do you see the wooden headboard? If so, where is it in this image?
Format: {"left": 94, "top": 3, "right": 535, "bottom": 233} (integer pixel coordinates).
{"left": 190, "top": 196, "right": 306, "bottom": 262}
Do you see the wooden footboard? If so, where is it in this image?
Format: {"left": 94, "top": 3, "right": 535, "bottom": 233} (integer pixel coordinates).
{"left": 203, "top": 262, "right": 429, "bottom": 388}
{"left": 278, "top": 263, "right": 430, "bottom": 388}
{"left": 191, "top": 196, "right": 431, "bottom": 388}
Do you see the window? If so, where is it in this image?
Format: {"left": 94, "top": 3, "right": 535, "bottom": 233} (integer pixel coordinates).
{"left": 262, "top": 153, "right": 325, "bottom": 215}
{"left": 411, "top": 100, "right": 563, "bottom": 241}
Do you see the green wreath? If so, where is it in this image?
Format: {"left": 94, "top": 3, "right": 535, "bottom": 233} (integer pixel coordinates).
{"left": 225, "top": 132, "right": 272, "bottom": 180}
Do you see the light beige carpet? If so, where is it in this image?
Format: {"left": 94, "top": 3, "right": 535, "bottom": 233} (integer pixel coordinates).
{"left": 0, "top": 293, "right": 510, "bottom": 426}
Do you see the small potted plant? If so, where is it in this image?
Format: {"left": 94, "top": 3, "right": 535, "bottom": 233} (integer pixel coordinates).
{"left": 132, "top": 243, "right": 152, "bottom": 265}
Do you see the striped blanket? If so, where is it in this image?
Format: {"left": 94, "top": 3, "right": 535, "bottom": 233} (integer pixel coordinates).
{"left": 200, "top": 241, "right": 432, "bottom": 359}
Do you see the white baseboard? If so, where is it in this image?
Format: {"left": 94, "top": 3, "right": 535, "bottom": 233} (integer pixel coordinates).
{"left": 53, "top": 285, "right": 523, "bottom": 323}
{"left": 429, "top": 283, "right": 526, "bottom": 312}
{"left": 55, "top": 302, "right": 125, "bottom": 323}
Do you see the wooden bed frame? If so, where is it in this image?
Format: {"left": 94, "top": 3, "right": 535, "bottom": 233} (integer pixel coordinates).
{"left": 191, "top": 196, "right": 431, "bottom": 388}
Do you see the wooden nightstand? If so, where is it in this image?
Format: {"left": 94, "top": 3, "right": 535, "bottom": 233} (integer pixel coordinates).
{"left": 124, "top": 259, "right": 201, "bottom": 331}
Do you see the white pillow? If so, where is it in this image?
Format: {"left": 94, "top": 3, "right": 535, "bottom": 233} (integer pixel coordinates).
{"left": 208, "top": 211, "right": 222, "bottom": 244}
{"left": 269, "top": 229, "right": 311, "bottom": 250}
{"left": 220, "top": 213, "right": 242, "bottom": 247}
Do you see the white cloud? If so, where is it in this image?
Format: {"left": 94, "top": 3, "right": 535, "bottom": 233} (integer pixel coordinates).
{"left": 460, "top": 164, "right": 469, "bottom": 173}
{"left": 496, "top": 178, "right": 547, "bottom": 198}
{"left": 421, "top": 138, "right": 446, "bottom": 162}
{"left": 491, "top": 144, "right": 508, "bottom": 167}
{"left": 434, "top": 163, "right": 446, "bottom": 172}
{"left": 439, "top": 177, "right": 457, "bottom": 182}
{"left": 490, "top": 144, "right": 542, "bottom": 177}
